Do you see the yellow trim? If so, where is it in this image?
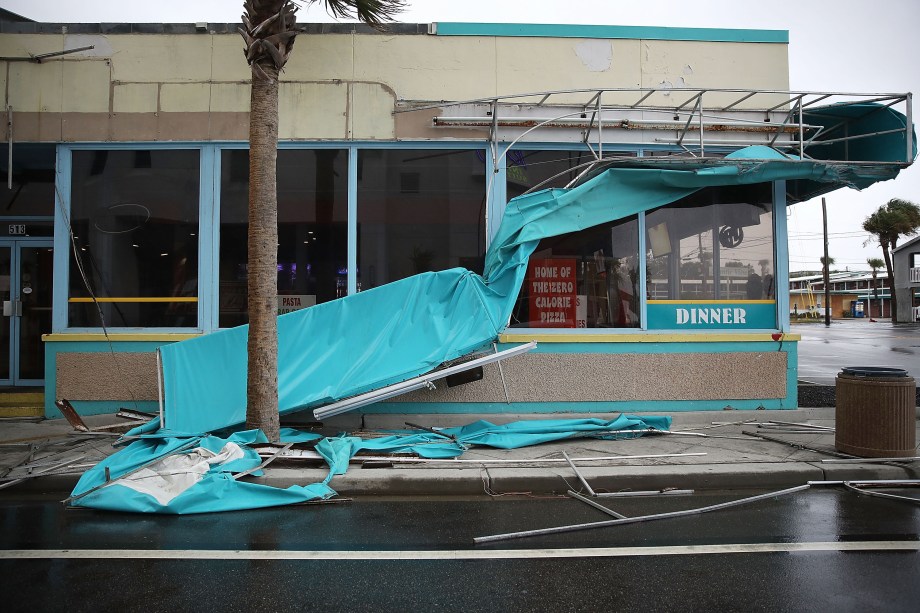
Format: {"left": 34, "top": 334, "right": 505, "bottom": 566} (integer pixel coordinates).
{"left": 43, "top": 333, "right": 202, "bottom": 342}
{"left": 68, "top": 297, "right": 198, "bottom": 303}
{"left": 0, "top": 392, "right": 43, "bottom": 407}
{"left": 647, "top": 300, "right": 777, "bottom": 305}
{"left": 0, "top": 405, "right": 43, "bottom": 418}
{"left": 499, "top": 332, "right": 800, "bottom": 343}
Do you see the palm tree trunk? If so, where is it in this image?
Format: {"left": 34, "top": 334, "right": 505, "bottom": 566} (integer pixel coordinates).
{"left": 246, "top": 63, "right": 281, "bottom": 441}
{"left": 880, "top": 242, "right": 898, "bottom": 324}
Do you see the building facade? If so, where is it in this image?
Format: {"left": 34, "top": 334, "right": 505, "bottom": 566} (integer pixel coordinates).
{"left": 790, "top": 271, "right": 893, "bottom": 319}
{"left": 0, "top": 21, "right": 913, "bottom": 420}
{"left": 893, "top": 236, "right": 920, "bottom": 322}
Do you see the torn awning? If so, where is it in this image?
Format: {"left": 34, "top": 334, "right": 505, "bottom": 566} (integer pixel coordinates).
{"left": 158, "top": 115, "right": 914, "bottom": 433}
{"left": 69, "top": 415, "right": 671, "bottom": 514}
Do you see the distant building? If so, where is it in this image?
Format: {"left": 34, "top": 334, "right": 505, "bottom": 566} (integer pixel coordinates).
{"left": 892, "top": 235, "right": 920, "bottom": 322}
{"left": 789, "top": 270, "right": 891, "bottom": 318}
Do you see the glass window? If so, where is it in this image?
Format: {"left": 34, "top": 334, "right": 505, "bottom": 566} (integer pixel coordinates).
{"left": 68, "top": 150, "right": 200, "bottom": 328}
{"left": 645, "top": 184, "right": 775, "bottom": 302}
{"left": 505, "top": 150, "right": 596, "bottom": 199}
{"left": 644, "top": 184, "right": 776, "bottom": 330}
{"left": 509, "top": 216, "right": 641, "bottom": 329}
{"left": 0, "top": 144, "right": 56, "bottom": 218}
{"left": 219, "top": 149, "right": 348, "bottom": 328}
{"left": 356, "top": 149, "right": 486, "bottom": 289}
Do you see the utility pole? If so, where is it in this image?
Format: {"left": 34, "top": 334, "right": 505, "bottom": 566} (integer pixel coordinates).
{"left": 822, "top": 197, "right": 831, "bottom": 327}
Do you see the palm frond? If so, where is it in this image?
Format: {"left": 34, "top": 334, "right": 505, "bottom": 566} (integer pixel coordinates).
{"left": 319, "top": 0, "right": 407, "bottom": 27}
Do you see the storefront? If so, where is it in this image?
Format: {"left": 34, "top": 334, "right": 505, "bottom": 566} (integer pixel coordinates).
{"left": 0, "top": 21, "right": 912, "bottom": 420}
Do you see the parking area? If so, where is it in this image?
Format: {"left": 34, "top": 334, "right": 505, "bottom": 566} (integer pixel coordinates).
{"left": 794, "top": 319, "right": 920, "bottom": 385}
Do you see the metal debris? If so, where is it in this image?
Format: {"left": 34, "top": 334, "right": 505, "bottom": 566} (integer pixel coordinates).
{"left": 0, "top": 456, "right": 86, "bottom": 491}
{"left": 233, "top": 443, "right": 294, "bottom": 480}
{"left": 561, "top": 450, "right": 693, "bottom": 499}
{"left": 596, "top": 489, "right": 694, "bottom": 498}
{"left": 742, "top": 430, "right": 852, "bottom": 458}
{"left": 842, "top": 482, "right": 920, "bottom": 505}
{"left": 254, "top": 448, "right": 708, "bottom": 466}
{"left": 821, "top": 457, "right": 919, "bottom": 464}
{"left": 54, "top": 399, "right": 89, "bottom": 432}
{"left": 566, "top": 490, "right": 627, "bottom": 519}
{"left": 475, "top": 485, "right": 812, "bottom": 544}
{"left": 404, "top": 422, "right": 468, "bottom": 450}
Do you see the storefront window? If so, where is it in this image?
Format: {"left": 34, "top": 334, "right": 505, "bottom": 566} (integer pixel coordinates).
{"left": 356, "top": 149, "right": 485, "bottom": 289}
{"left": 505, "top": 149, "right": 596, "bottom": 199}
{"left": 0, "top": 144, "right": 56, "bottom": 218}
{"left": 645, "top": 184, "right": 776, "bottom": 329}
{"left": 509, "top": 216, "right": 641, "bottom": 328}
{"left": 68, "top": 150, "right": 200, "bottom": 327}
{"left": 505, "top": 149, "right": 641, "bottom": 329}
{"left": 219, "top": 149, "right": 348, "bottom": 327}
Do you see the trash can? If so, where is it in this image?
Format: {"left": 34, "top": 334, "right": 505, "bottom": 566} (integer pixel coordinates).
{"left": 835, "top": 367, "right": 916, "bottom": 458}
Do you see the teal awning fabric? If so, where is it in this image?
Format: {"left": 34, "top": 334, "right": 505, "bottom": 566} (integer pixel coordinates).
{"left": 69, "top": 415, "right": 671, "bottom": 514}
{"left": 803, "top": 102, "right": 916, "bottom": 165}
{"left": 160, "top": 269, "right": 504, "bottom": 433}
{"left": 159, "top": 126, "right": 914, "bottom": 434}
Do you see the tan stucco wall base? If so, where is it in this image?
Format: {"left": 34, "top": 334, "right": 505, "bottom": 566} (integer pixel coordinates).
{"left": 55, "top": 350, "right": 786, "bottom": 404}
{"left": 57, "top": 352, "right": 159, "bottom": 401}
{"left": 396, "top": 351, "right": 787, "bottom": 403}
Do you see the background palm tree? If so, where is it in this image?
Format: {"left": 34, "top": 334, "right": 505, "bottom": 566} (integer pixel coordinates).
{"left": 863, "top": 198, "right": 920, "bottom": 324}
{"left": 241, "top": 0, "right": 405, "bottom": 441}
{"left": 866, "top": 256, "right": 885, "bottom": 318}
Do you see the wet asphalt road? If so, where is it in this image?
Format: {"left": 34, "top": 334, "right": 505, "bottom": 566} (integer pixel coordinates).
{"left": 2, "top": 488, "right": 918, "bottom": 612}
{"left": 794, "top": 320, "right": 920, "bottom": 384}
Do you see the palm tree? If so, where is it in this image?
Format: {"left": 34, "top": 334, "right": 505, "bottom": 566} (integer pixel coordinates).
{"left": 866, "top": 257, "right": 885, "bottom": 318}
{"left": 241, "top": 0, "right": 405, "bottom": 441}
{"left": 863, "top": 198, "right": 920, "bottom": 324}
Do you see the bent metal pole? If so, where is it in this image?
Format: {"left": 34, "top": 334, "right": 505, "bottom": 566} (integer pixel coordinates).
{"left": 474, "top": 484, "right": 811, "bottom": 545}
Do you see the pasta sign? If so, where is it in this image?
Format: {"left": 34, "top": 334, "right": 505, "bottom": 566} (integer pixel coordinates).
{"left": 528, "top": 258, "right": 577, "bottom": 327}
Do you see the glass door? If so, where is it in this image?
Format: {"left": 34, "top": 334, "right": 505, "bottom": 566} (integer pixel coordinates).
{"left": 0, "top": 240, "right": 53, "bottom": 385}
{"left": 0, "top": 245, "right": 11, "bottom": 383}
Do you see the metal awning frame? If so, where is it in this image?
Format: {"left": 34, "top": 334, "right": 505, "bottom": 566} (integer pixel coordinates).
{"left": 406, "top": 87, "right": 913, "bottom": 180}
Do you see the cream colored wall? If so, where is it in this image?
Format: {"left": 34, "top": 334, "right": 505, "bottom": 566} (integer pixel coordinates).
{"left": 0, "top": 30, "right": 789, "bottom": 142}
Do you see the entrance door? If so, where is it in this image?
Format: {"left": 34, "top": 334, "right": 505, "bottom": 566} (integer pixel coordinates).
{"left": 0, "top": 241, "right": 53, "bottom": 385}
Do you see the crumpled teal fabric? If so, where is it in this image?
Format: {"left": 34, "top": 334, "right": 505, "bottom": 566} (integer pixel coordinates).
{"left": 69, "top": 415, "right": 670, "bottom": 514}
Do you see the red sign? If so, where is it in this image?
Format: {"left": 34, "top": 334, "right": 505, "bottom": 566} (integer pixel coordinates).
{"left": 528, "top": 258, "right": 577, "bottom": 327}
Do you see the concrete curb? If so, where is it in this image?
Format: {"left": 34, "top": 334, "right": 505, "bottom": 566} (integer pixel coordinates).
{"left": 15, "top": 461, "right": 920, "bottom": 498}
{"left": 4, "top": 407, "right": 917, "bottom": 499}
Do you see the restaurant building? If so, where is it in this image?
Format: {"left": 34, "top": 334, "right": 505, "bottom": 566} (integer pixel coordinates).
{"left": 0, "top": 20, "right": 913, "bottom": 419}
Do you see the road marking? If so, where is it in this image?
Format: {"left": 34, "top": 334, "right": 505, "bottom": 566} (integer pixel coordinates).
{"left": 1, "top": 541, "right": 918, "bottom": 561}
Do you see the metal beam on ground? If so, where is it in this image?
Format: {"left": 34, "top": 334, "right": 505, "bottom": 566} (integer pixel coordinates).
{"left": 474, "top": 485, "right": 812, "bottom": 544}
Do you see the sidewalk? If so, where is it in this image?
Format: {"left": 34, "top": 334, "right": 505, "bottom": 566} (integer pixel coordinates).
{"left": 1, "top": 407, "right": 918, "bottom": 498}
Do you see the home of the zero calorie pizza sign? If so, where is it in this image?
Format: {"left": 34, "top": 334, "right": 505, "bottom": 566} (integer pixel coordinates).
{"left": 527, "top": 258, "right": 577, "bottom": 327}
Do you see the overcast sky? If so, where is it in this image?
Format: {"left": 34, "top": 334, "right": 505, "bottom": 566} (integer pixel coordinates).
{"left": 4, "top": 0, "right": 918, "bottom": 272}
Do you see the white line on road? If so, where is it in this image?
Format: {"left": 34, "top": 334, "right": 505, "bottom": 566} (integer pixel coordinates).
{"left": 1, "top": 541, "right": 918, "bottom": 561}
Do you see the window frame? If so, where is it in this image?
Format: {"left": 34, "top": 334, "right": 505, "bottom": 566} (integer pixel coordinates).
{"left": 54, "top": 143, "right": 214, "bottom": 333}
{"left": 499, "top": 144, "right": 785, "bottom": 335}
{"left": 52, "top": 141, "right": 785, "bottom": 335}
